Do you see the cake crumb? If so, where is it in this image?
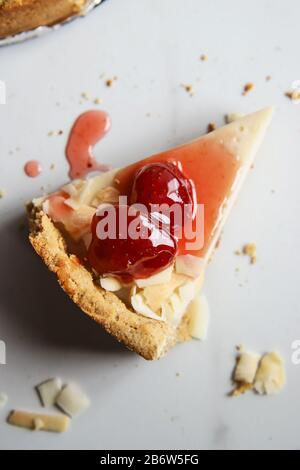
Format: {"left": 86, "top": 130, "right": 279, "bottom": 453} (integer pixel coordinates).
{"left": 200, "top": 54, "right": 208, "bottom": 61}
{"left": 207, "top": 122, "right": 216, "bottom": 133}
{"left": 50, "top": 164, "right": 55, "bottom": 170}
{"left": 181, "top": 84, "right": 195, "bottom": 96}
{"left": 94, "top": 98, "right": 103, "bottom": 105}
{"left": 48, "top": 130, "right": 63, "bottom": 137}
{"left": 0, "top": 189, "right": 6, "bottom": 199}
{"left": 105, "top": 77, "right": 118, "bottom": 87}
{"left": 266, "top": 75, "right": 272, "bottom": 81}
{"left": 285, "top": 90, "right": 300, "bottom": 102}
{"left": 231, "top": 382, "right": 253, "bottom": 397}
{"left": 243, "top": 243, "right": 257, "bottom": 264}
{"left": 81, "top": 92, "right": 91, "bottom": 100}
{"left": 242, "top": 82, "right": 254, "bottom": 96}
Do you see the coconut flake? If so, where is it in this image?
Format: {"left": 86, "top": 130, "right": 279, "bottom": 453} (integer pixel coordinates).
{"left": 131, "top": 290, "right": 165, "bottom": 322}
{"left": 187, "top": 294, "right": 210, "bottom": 340}
{"left": 36, "top": 378, "right": 62, "bottom": 407}
{"left": 100, "top": 277, "right": 122, "bottom": 292}
{"left": 55, "top": 383, "right": 90, "bottom": 417}
{"left": 175, "top": 255, "right": 205, "bottom": 278}
{"left": 135, "top": 265, "right": 173, "bottom": 288}
{"left": 254, "top": 352, "right": 286, "bottom": 395}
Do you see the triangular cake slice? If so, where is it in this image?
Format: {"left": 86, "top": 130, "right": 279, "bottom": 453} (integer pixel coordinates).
{"left": 28, "top": 107, "right": 273, "bottom": 360}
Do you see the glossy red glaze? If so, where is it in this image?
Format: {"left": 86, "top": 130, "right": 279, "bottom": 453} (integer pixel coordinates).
{"left": 66, "top": 110, "right": 111, "bottom": 180}
{"left": 88, "top": 205, "right": 177, "bottom": 282}
{"left": 24, "top": 160, "right": 42, "bottom": 178}
{"left": 115, "top": 139, "right": 239, "bottom": 257}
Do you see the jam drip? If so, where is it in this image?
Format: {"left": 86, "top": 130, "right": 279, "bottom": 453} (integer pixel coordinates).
{"left": 66, "top": 110, "right": 111, "bottom": 180}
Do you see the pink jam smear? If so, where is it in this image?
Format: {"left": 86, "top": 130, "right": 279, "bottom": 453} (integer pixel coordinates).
{"left": 24, "top": 160, "right": 42, "bottom": 178}
{"left": 66, "top": 110, "right": 111, "bottom": 180}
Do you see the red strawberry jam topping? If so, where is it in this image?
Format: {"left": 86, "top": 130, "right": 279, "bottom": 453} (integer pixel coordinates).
{"left": 88, "top": 204, "right": 178, "bottom": 282}
{"left": 88, "top": 163, "right": 192, "bottom": 281}
{"left": 131, "top": 162, "right": 195, "bottom": 235}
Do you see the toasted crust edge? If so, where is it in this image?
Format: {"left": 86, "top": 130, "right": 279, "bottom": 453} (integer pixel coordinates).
{"left": 0, "top": 0, "right": 88, "bottom": 38}
{"left": 27, "top": 203, "right": 179, "bottom": 360}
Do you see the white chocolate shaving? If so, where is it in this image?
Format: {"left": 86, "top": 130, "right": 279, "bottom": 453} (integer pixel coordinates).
{"left": 36, "top": 378, "right": 62, "bottom": 407}
{"left": 254, "top": 352, "right": 286, "bottom": 395}
{"left": 234, "top": 351, "right": 261, "bottom": 384}
{"left": 55, "top": 384, "right": 90, "bottom": 417}
{"left": 8, "top": 410, "right": 70, "bottom": 433}
{"left": 187, "top": 294, "right": 210, "bottom": 340}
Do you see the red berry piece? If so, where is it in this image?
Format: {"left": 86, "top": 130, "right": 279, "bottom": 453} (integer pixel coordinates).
{"left": 130, "top": 162, "right": 195, "bottom": 235}
{"left": 88, "top": 205, "right": 177, "bottom": 282}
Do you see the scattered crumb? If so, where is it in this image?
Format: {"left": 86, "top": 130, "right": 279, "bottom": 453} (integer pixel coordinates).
{"left": 200, "top": 54, "right": 208, "bottom": 61}
{"left": 50, "top": 163, "right": 55, "bottom": 170}
{"left": 236, "top": 344, "right": 245, "bottom": 352}
{"left": 176, "top": 372, "right": 180, "bottom": 378}
{"left": 0, "top": 393, "right": 8, "bottom": 409}
{"left": 225, "top": 112, "right": 245, "bottom": 124}
{"left": 266, "top": 75, "right": 272, "bottom": 81}
{"left": 243, "top": 243, "right": 257, "bottom": 264}
{"left": 181, "top": 84, "right": 195, "bottom": 96}
{"left": 0, "top": 189, "right": 6, "bottom": 199}
{"left": 81, "top": 92, "right": 91, "bottom": 100}
{"left": 94, "top": 98, "right": 103, "bottom": 105}
{"left": 285, "top": 90, "right": 300, "bottom": 102}
{"left": 235, "top": 267, "right": 240, "bottom": 273}
{"left": 231, "top": 382, "right": 253, "bottom": 397}
{"left": 145, "top": 112, "right": 151, "bottom": 117}
{"left": 242, "top": 82, "right": 254, "bottom": 96}
{"left": 234, "top": 249, "right": 241, "bottom": 256}
{"left": 105, "top": 76, "right": 118, "bottom": 87}
{"left": 48, "top": 130, "right": 63, "bottom": 137}
{"left": 207, "top": 122, "right": 216, "bottom": 133}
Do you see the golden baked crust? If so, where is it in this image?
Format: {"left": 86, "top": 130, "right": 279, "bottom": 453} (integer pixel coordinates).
{"left": 0, "top": 0, "right": 88, "bottom": 38}
{"left": 27, "top": 203, "right": 183, "bottom": 360}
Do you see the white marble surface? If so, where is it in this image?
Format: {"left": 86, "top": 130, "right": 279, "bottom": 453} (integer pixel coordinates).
{"left": 0, "top": 0, "right": 300, "bottom": 450}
